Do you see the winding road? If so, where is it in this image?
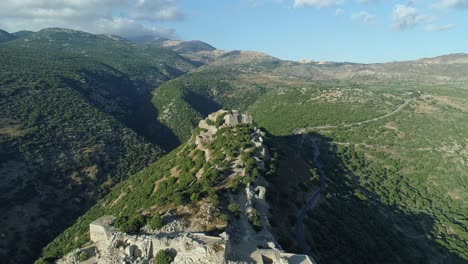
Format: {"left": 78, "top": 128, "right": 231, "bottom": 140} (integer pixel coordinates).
{"left": 293, "top": 98, "right": 414, "bottom": 135}
{"left": 295, "top": 137, "right": 326, "bottom": 257}
{"left": 294, "top": 97, "right": 415, "bottom": 258}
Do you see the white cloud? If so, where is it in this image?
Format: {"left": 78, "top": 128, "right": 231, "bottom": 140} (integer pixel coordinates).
{"left": 335, "top": 8, "right": 345, "bottom": 16}
{"left": 130, "top": 6, "right": 183, "bottom": 21}
{"left": 432, "top": 0, "right": 468, "bottom": 9}
{"left": 246, "top": 0, "right": 285, "bottom": 7}
{"left": 0, "top": 0, "right": 182, "bottom": 38}
{"left": 426, "top": 23, "right": 455, "bottom": 31}
{"left": 357, "top": 0, "right": 381, "bottom": 4}
{"left": 392, "top": 4, "right": 425, "bottom": 30}
{"left": 94, "top": 17, "right": 176, "bottom": 38}
{"left": 294, "top": 0, "right": 344, "bottom": 8}
{"left": 351, "top": 11, "right": 376, "bottom": 24}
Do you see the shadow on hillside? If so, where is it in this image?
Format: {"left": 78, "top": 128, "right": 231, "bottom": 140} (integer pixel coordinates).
{"left": 62, "top": 70, "right": 181, "bottom": 151}
{"left": 183, "top": 90, "right": 222, "bottom": 117}
{"left": 266, "top": 133, "right": 466, "bottom": 264}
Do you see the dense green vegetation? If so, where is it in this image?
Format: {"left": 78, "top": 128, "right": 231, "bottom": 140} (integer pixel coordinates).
{"left": 37, "top": 121, "right": 265, "bottom": 262}
{"left": 114, "top": 214, "right": 146, "bottom": 234}
{"left": 299, "top": 135, "right": 467, "bottom": 263}
{"left": 249, "top": 78, "right": 467, "bottom": 262}
{"left": 312, "top": 93, "right": 468, "bottom": 260}
{"left": 149, "top": 214, "right": 164, "bottom": 230}
{"left": 0, "top": 28, "right": 197, "bottom": 263}
{"left": 151, "top": 71, "right": 269, "bottom": 142}
{"left": 251, "top": 85, "right": 406, "bottom": 134}
{"left": 262, "top": 83, "right": 467, "bottom": 263}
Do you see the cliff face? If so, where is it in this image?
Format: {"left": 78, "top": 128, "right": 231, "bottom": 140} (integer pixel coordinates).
{"left": 54, "top": 110, "right": 313, "bottom": 264}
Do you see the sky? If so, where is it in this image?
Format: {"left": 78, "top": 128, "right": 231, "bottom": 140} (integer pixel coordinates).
{"left": 0, "top": 0, "right": 467, "bottom": 63}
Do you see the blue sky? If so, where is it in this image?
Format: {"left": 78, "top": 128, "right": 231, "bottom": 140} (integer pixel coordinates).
{"left": 0, "top": 0, "right": 466, "bottom": 63}
{"left": 164, "top": 0, "right": 467, "bottom": 63}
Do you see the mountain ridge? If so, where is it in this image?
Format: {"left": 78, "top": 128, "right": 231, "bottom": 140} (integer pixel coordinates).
{"left": 0, "top": 27, "right": 200, "bottom": 263}
{"left": 0, "top": 27, "right": 466, "bottom": 264}
{"left": 0, "top": 29, "right": 16, "bottom": 43}
{"left": 38, "top": 110, "right": 286, "bottom": 263}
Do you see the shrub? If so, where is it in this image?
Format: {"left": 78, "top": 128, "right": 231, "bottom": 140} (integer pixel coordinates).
{"left": 206, "top": 119, "right": 215, "bottom": 126}
{"left": 215, "top": 113, "right": 226, "bottom": 127}
{"left": 190, "top": 192, "right": 201, "bottom": 202}
{"left": 248, "top": 209, "right": 262, "bottom": 231}
{"left": 171, "top": 192, "right": 187, "bottom": 205}
{"left": 155, "top": 249, "right": 174, "bottom": 264}
{"left": 149, "top": 214, "right": 164, "bottom": 230}
{"left": 115, "top": 214, "right": 145, "bottom": 233}
{"left": 208, "top": 189, "right": 220, "bottom": 206}
{"left": 228, "top": 202, "right": 241, "bottom": 215}
{"left": 219, "top": 214, "right": 229, "bottom": 222}
{"left": 75, "top": 251, "right": 89, "bottom": 262}
{"left": 230, "top": 178, "right": 243, "bottom": 193}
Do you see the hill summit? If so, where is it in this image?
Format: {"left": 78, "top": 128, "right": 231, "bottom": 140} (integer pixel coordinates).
{"left": 40, "top": 110, "right": 313, "bottom": 263}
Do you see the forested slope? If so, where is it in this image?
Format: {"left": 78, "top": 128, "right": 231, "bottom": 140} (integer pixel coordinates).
{"left": 0, "top": 28, "right": 197, "bottom": 263}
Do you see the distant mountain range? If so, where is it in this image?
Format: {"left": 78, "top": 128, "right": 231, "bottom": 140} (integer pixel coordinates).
{"left": 0, "top": 29, "right": 17, "bottom": 42}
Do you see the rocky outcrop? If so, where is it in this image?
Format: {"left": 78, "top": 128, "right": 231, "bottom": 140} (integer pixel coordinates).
{"left": 223, "top": 111, "right": 253, "bottom": 126}
{"left": 58, "top": 110, "right": 314, "bottom": 264}
{"left": 195, "top": 110, "right": 254, "bottom": 149}
{"left": 59, "top": 216, "right": 227, "bottom": 264}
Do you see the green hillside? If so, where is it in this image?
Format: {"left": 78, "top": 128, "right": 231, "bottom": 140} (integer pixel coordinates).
{"left": 0, "top": 29, "right": 16, "bottom": 43}
{"left": 37, "top": 112, "right": 271, "bottom": 263}
{"left": 11, "top": 30, "right": 34, "bottom": 38}
{"left": 1, "top": 27, "right": 466, "bottom": 264}
{"left": 141, "top": 57, "right": 468, "bottom": 262}
{"left": 0, "top": 28, "right": 197, "bottom": 263}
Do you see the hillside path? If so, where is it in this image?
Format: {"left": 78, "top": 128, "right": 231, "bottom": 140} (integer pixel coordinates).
{"left": 294, "top": 97, "right": 416, "bottom": 258}
{"left": 293, "top": 98, "right": 414, "bottom": 134}
{"left": 295, "top": 137, "right": 326, "bottom": 258}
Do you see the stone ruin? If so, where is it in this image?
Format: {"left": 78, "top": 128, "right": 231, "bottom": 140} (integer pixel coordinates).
{"left": 59, "top": 110, "right": 315, "bottom": 264}
{"left": 60, "top": 216, "right": 227, "bottom": 264}
{"left": 196, "top": 110, "right": 254, "bottom": 148}
{"left": 223, "top": 110, "right": 253, "bottom": 126}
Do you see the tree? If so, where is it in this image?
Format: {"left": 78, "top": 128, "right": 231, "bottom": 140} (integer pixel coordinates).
{"left": 115, "top": 214, "right": 145, "bottom": 233}
{"left": 248, "top": 209, "right": 262, "bottom": 231}
{"left": 171, "top": 192, "right": 186, "bottom": 205}
{"left": 309, "top": 168, "right": 319, "bottom": 183}
{"left": 149, "top": 214, "right": 164, "bottom": 230}
{"left": 209, "top": 190, "right": 220, "bottom": 206}
{"left": 75, "top": 251, "right": 89, "bottom": 262}
{"left": 155, "top": 249, "right": 174, "bottom": 264}
{"left": 228, "top": 202, "right": 241, "bottom": 215}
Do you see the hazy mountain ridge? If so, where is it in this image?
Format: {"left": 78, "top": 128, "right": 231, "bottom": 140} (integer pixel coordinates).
{"left": 0, "top": 29, "right": 16, "bottom": 42}
{"left": 11, "top": 30, "right": 34, "bottom": 38}
{"left": 161, "top": 39, "right": 216, "bottom": 53}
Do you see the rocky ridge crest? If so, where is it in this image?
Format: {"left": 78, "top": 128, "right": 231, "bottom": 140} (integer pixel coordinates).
{"left": 57, "top": 110, "right": 313, "bottom": 264}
